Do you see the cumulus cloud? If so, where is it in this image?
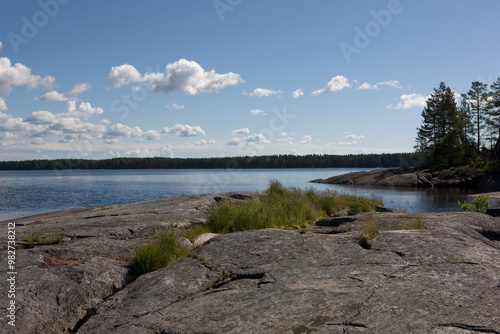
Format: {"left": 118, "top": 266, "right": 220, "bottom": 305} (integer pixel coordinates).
{"left": 106, "top": 123, "right": 144, "bottom": 138}
{"left": 358, "top": 80, "right": 401, "bottom": 90}
{"left": 38, "top": 90, "right": 68, "bottom": 101}
{"left": 37, "top": 82, "right": 92, "bottom": 101}
{"left": 0, "top": 42, "right": 3, "bottom": 50}
{"left": 227, "top": 133, "right": 270, "bottom": 146}
{"left": 345, "top": 134, "right": 365, "bottom": 139}
{"left": 247, "top": 88, "right": 282, "bottom": 97}
{"left": 196, "top": 139, "right": 216, "bottom": 146}
{"left": 232, "top": 128, "right": 250, "bottom": 135}
{"left": 300, "top": 135, "right": 312, "bottom": 144}
{"left": 387, "top": 93, "right": 428, "bottom": 110}
{"left": 250, "top": 108, "right": 266, "bottom": 116}
{"left": 108, "top": 59, "right": 243, "bottom": 95}
{"left": 65, "top": 101, "right": 103, "bottom": 119}
{"left": 165, "top": 103, "right": 185, "bottom": 109}
{"left": 144, "top": 130, "right": 161, "bottom": 140}
{"left": 68, "top": 82, "right": 91, "bottom": 97}
{"left": 292, "top": 89, "right": 304, "bottom": 98}
{"left": 312, "top": 75, "right": 350, "bottom": 96}
{"left": 161, "top": 124, "right": 205, "bottom": 137}
{"left": 338, "top": 141, "right": 357, "bottom": 145}
{"left": 107, "top": 64, "right": 143, "bottom": 88}
{"left": 0, "top": 57, "right": 55, "bottom": 94}
{"left": 0, "top": 97, "right": 6, "bottom": 111}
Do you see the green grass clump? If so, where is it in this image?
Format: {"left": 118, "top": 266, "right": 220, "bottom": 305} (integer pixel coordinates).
{"left": 180, "top": 223, "right": 213, "bottom": 240}
{"left": 207, "top": 180, "right": 383, "bottom": 234}
{"left": 133, "top": 231, "right": 190, "bottom": 276}
{"left": 25, "top": 229, "right": 63, "bottom": 246}
{"left": 358, "top": 218, "right": 379, "bottom": 249}
{"left": 396, "top": 218, "right": 427, "bottom": 230}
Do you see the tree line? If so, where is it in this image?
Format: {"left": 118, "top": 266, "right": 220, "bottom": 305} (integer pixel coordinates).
{"left": 0, "top": 153, "right": 412, "bottom": 170}
{"left": 415, "top": 78, "right": 500, "bottom": 167}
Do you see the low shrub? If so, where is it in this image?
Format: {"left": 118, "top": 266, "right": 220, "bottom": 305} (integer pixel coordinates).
{"left": 458, "top": 195, "right": 490, "bottom": 214}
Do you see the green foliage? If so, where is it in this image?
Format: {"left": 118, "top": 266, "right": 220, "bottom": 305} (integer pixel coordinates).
{"left": 458, "top": 195, "right": 490, "bottom": 214}
{"left": 358, "top": 217, "right": 379, "bottom": 249}
{"left": 207, "top": 181, "right": 383, "bottom": 234}
{"left": 25, "top": 229, "right": 63, "bottom": 246}
{"left": 133, "top": 231, "right": 190, "bottom": 276}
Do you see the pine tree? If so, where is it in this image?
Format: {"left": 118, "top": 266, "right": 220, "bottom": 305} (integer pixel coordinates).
{"left": 463, "top": 81, "right": 489, "bottom": 156}
{"left": 487, "top": 78, "right": 500, "bottom": 160}
{"left": 415, "top": 82, "right": 461, "bottom": 166}
{"left": 457, "top": 97, "right": 476, "bottom": 163}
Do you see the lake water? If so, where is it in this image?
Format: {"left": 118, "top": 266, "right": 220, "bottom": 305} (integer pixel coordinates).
{"left": 0, "top": 168, "right": 475, "bottom": 221}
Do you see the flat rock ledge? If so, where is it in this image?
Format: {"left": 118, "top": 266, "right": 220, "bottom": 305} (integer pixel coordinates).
{"left": 1, "top": 194, "right": 500, "bottom": 333}
{"left": 311, "top": 166, "right": 500, "bottom": 190}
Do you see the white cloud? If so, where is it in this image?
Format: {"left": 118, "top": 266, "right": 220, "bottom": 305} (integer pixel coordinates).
{"left": 0, "top": 42, "right": 3, "bottom": 50}
{"left": 0, "top": 97, "right": 7, "bottom": 111}
{"left": 196, "top": 139, "right": 216, "bottom": 146}
{"left": 280, "top": 132, "right": 287, "bottom": 136}
{"left": 37, "top": 82, "right": 92, "bottom": 101}
{"left": 300, "top": 135, "right": 312, "bottom": 144}
{"left": 65, "top": 101, "right": 103, "bottom": 119}
{"left": 378, "top": 80, "right": 401, "bottom": 89}
{"left": 108, "top": 59, "right": 243, "bottom": 95}
{"left": 250, "top": 108, "right": 266, "bottom": 116}
{"left": 144, "top": 130, "right": 161, "bottom": 140}
{"left": 358, "top": 82, "right": 377, "bottom": 90}
{"left": 0, "top": 57, "right": 55, "bottom": 94}
{"left": 387, "top": 93, "right": 428, "bottom": 110}
{"left": 358, "top": 80, "right": 401, "bottom": 90}
{"left": 166, "top": 103, "right": 185, "bottom": 110}
{"left": 68, "top": 82, "right": 91, "bottom": 97}
{"left": 232, "top": 128, "right": 250, "bottom": 135}
{"left": 107, "top": 64, "right": 143, "bottom": 88}
{"left": 226, "top": 133, "right": 270, "bottom": 146}
{"left": 292, "top": 89, "right": 304, "bottom": 98}
{"left": 345, "top": 134, "right": 365, "bottom": 139}
{"left": 38, "top": 90, "right": 68, "bottom": 101}
{"left": 312, "top": 75, "right": 350, "bottom": 96}
{"left": 338, "top": 141, "right": 357, "bottom": 145}
{"left": 161, "top": 124, "right": 205, "bottom": 137}
{"left": 106, "top": 123, "right": 144, "bottom": 138}
{"left": 247, "top": 88, "right": 282, "bottom": 97}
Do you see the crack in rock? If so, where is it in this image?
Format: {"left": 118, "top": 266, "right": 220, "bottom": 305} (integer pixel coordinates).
{"left": 437, "top": 323, "right": 500, "bottom": 333}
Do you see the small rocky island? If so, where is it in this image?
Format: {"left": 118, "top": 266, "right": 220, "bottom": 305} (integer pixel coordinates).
{"left": 1, "top": 192, "right": 500, "bottom": 333}
{"left": 311, "top": 166, "right": 500, "bottom": 190}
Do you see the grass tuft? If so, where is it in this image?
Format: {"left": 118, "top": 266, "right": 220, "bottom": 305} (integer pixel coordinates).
{"left": 358, "top": 217, "right": 379, "bottom": 249}
{"left": 396, "top": 218, "right": 427, "bottom": 230}
{"left": 25, "top": 229, "right": 63, "bottom": 246}
{"left": 133, "top": 231, "right": 190, "bottom": 276}
{"left": 207, "top": 180, "right": 383, "bottom": 234}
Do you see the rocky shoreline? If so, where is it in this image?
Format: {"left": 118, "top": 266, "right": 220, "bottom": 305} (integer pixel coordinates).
{"left": 1, "top": 192, "right": 500, "bottom": 333}
{"left": 311, "top": 166, "right": 500, "bottom": 190}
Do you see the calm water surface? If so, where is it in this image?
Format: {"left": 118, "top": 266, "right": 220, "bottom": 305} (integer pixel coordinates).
{"left": 0, "top": 169, "right": 474, "bottom": 221}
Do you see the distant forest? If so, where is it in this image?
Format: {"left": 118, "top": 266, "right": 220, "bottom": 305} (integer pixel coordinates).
{"left": 0, "top": 153, "right": 412, "bottom": 170}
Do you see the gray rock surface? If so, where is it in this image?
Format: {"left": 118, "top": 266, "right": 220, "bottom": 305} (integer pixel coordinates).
{"left": 78, "top": 211, "right": 500, "bottom": 333}
{"left": 1, "top": 194, "right": 500, "bottom": 333}
{"left": 0, "top": 192, "right": 257, "bottom": 334}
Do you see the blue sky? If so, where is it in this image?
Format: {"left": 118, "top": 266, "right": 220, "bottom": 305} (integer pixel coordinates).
{"left": 0, "top": 0, "right": 499, "bottom": 160}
